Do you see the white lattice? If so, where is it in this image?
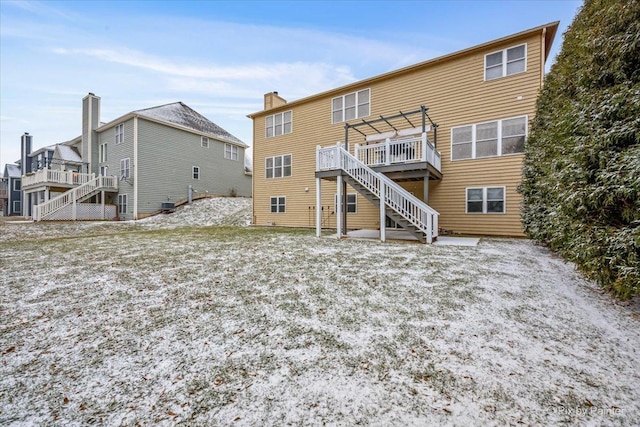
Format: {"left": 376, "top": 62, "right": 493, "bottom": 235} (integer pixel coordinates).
{"left": 46, "top": 204, "right": 117, "bottom": 221}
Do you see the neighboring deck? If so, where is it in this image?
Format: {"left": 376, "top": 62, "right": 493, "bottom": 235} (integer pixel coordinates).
{"left": 22, "top": 169, "right": 95, "bottom": 191}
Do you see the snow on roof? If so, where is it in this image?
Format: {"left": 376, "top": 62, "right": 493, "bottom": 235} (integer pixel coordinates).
{"left": 5, "top": 164, "right": 21, "bottom": 177}
{"left": 134, "top": 102, "right": 246, "bottom": 146}
{"left": 29, "top": 145, "right": 56, "bottom": 156}
{"left": 55, "top": 144, "right": 82, "bottom": 163}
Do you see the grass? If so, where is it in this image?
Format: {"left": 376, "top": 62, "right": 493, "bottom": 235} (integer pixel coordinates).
{"left": 0, "top": 219, "right": 639, "bottom": 426}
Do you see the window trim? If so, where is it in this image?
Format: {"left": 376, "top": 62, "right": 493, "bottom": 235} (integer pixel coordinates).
{"left": 99, "top": 143, "right": 108, "bottom": 163}
{"left": 265, "top": 154, "right": 292, "bottom": 179}
{"left": 118, "top": 194, "right": 127, "bottom": 215}
{"left": 334, "top": 193, "right": 357, "bottom": 214}
{"left": 201, "top": 136, "right": 209, "bottom": 148}
{"left": 225, "top": 143, "right": 239, "bottom": 161}
{"left": 115, "top": 123, "right": 124, "bottom": 144}
{"left": 451, "top": 116, "right": 527, "bottom": 161}
{"left": 192, "top": 166, "right": 200, "bottom": 180}
{"left": 270, "top": 196, "right": 286, "bottom": 214}
{"left": 466, "top": 186, "right": 506, "bottom": 214}
{"left": 266, "top": 110, "right": 293, "bottom": 138}
{"left": 13, "top": 200, "right": 21, "bottom": 213}
{"left": 332, "top": 88, "right": 371, "bottom": 124}
{"left": 484, "top": 43, "right": 527, "bottom": 81}
{"left": 120, "top": 158, "right": 130, "bottom": 179}
{"left": 13, "top": 179, "right": 21, "bottom": 191}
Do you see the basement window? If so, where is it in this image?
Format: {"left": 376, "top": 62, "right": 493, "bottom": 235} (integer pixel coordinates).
{"left": 466, "top": 187, "right": 505, "bottom": 214}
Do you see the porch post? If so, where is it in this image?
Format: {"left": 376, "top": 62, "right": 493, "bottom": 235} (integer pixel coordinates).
{"left": 385, "top": 138, "right": 391, "bottom": 165}
{"left": 72, "top": 189, "right": 77, "bottom": 220}
{"left": 336, "top": 173, "right": 343, "bottom": 238}
{"left": 380, "top": 180, "right": 386, "bottom": 243}
{"left": 422, "top": 132, "right": 428, "bottom": 162}
{"left": 315, "top": 177, "right": 321, "bottom": 237}
{"left": 424, "top": 172, "right": 430, "bottom": 204}
{"left": 101, "top": 190, "right": 105, "bottom": 220}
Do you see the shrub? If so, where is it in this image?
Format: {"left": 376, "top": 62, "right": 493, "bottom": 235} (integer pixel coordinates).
{"left": 520, "top": 0, "right": 640, "bottom": 298}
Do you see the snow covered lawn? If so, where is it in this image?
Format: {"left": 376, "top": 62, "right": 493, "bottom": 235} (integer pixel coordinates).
{"left": 1, "top": 198, "right": 638, "bottom": 425}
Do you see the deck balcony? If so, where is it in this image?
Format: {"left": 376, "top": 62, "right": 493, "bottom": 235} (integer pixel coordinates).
{"left": 22, "top": 169, "right": 94, "bottom": 191}
{"left": 354, "top": 133, "right": 442, "bottom": 180}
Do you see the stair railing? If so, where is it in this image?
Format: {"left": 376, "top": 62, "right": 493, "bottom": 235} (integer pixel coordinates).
{"left": 33, "top": 175, "right": 118, "bottom": 221}
{"left": 318, "top": 142, "right": 438, "bottom": 242}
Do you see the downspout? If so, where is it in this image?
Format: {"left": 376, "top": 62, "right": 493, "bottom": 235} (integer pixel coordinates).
{"left": 133, "top": 116, "right": 139, "bottom": 220}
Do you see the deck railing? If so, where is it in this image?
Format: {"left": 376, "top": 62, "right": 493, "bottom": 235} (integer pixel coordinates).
{"left": 22, "top": 169, "right": 94, "bottom": 189}
{"left": 33, "top": 175, "right": 118, "bottom": 221}
{"left": 354, "top": 133, "right": 441, "bottom": 172}
{"left": 317, "top": 142, "right": 439, "bottom": 243}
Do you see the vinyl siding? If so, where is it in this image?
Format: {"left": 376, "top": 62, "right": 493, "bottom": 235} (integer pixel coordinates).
{"left": 98, "top": 118, "right": 135, "bottom": 220}
{"left": 252, "top": 31, "right": 546, "bottom": 236}
{"left": 135, "top": 119, "right": 251, "bottom": 215}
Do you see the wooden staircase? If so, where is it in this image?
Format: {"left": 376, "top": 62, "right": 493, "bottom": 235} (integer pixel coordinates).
{"left": 317, "top": 142, "right": 438, "bottom": 243}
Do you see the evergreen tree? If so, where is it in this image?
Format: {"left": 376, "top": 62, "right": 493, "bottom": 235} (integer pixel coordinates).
{"left": 520, "top": 0, "right": 640, "bottom": 298}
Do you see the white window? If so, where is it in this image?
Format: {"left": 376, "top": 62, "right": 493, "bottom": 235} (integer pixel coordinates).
{"left": 335, "top": 193, "right": 357, "bottom": 213}
{"left": 270, "top": 196, "right": 286, "bottom": 213}
{"left": 266, "top": 111, "right": 292, "bottom": 137}
{"left": 13, "top": 179, "right": 21, "bottom": 191}
{"left": 485, "top": 44, "right": 526, "bottom": 80}
{"left": 265, "top": 154, "right": 292, "bottom": 179}
{"left": 120, "top": 158, "right": 130, "bottom": 179}
{"left": 451, "top": 116, "right": 527, "bottom": 160}
{"left": 201, "top": 136, "right": 209, "bottom": 148}
{"left": 332, "top": 89, "right": 370, "bottom": 123}
{"left": 99, "top": 143, "right": 107, "bottom": 163}
{"left": 100, "top": 166, "right": 108, "bottom": 176}
{"left": 466, "top": 187, "right": 505, "bottom": 214}
{"left": 225, "top": 144, "right": 239, "bottom": 161}
{"left": 118, "top": 194, "right": 127, "bottom": 215}
{"left": 13, "top": 200, "right": 21, "bottom": 213}
{"left": 115, "top": 124, "right": 124, "bottom": 144}
{"left": 193, "top": 166, "right": 200, "bottom": 180}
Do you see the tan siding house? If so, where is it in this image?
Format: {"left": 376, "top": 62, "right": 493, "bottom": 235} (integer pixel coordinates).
{"left": 249, "top": 23, "right": 559, "bottom": 239}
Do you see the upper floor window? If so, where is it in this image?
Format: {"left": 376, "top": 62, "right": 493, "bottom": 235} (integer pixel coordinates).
{"left": 193, "top": 166, "right": 200, "bottom": 180}
{"left": 485, "top": 44, "right": 526, "bottom": 80}
{"left": 120, "top": 158, "right": 130, "bottom": 179}
{"left": 332, "top": 89, "right": 370, "bottom": 124}
{"left": 13, "top": 179, "right": 21, "bottom": 191}
{"left": 201, "top": 136, "right": 209, "bottom": 148}
{"left": 115, "top": 124, "right": 124, "bottom": 144}
{"left": 99, "top": 143, "right": 107, "bottom": 163}
{"left": 225, "top": 144, "right": 239, "bottom": 161}
{"left": 266, "top": 111, "right": 292, "bottom": 137}
{"left": 467, "top": 187, "right": 505, "bottom": 214}
{"left": 451, "top": 116, "right": 527, "bottom": 161}
{"left": 266, "top": 154, "right": 292, "bottom": 179}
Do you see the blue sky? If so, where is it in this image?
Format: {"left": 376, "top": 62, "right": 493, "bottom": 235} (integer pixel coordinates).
{"left": 0, "top": 0, "right": 582, "bottom": 171}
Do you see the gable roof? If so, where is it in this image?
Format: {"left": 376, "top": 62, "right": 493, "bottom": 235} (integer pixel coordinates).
{"left": 5, "top": 164, "right": 21, "bottom": 178}
{"left": 55, "top": 144, "right": 82, "bottom": 163}
{"left": 133, "top": 102, "right": 246, "bottom": 146}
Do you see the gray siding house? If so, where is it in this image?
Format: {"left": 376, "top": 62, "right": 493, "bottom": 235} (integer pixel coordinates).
{"left": 21, "top": 93, "right": 251, "bottom": 221}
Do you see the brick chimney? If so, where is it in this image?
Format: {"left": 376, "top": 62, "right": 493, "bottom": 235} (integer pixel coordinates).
{"left": 82, "top": 92, "right": 101, "bottom": 174}
{"left": 263, "top": 91, "right": 287, "bottom": 111}
{"left": 21, "top": 132, "right": 33, "bottom": 174}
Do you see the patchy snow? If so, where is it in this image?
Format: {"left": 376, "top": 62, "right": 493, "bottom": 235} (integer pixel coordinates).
{"left": 1, "top": 199, "right": 639, "bottom": 426}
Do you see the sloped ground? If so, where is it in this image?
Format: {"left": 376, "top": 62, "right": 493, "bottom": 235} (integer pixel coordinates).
{"left": 0, "top": 198, "right": 638, "bottom": 426}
